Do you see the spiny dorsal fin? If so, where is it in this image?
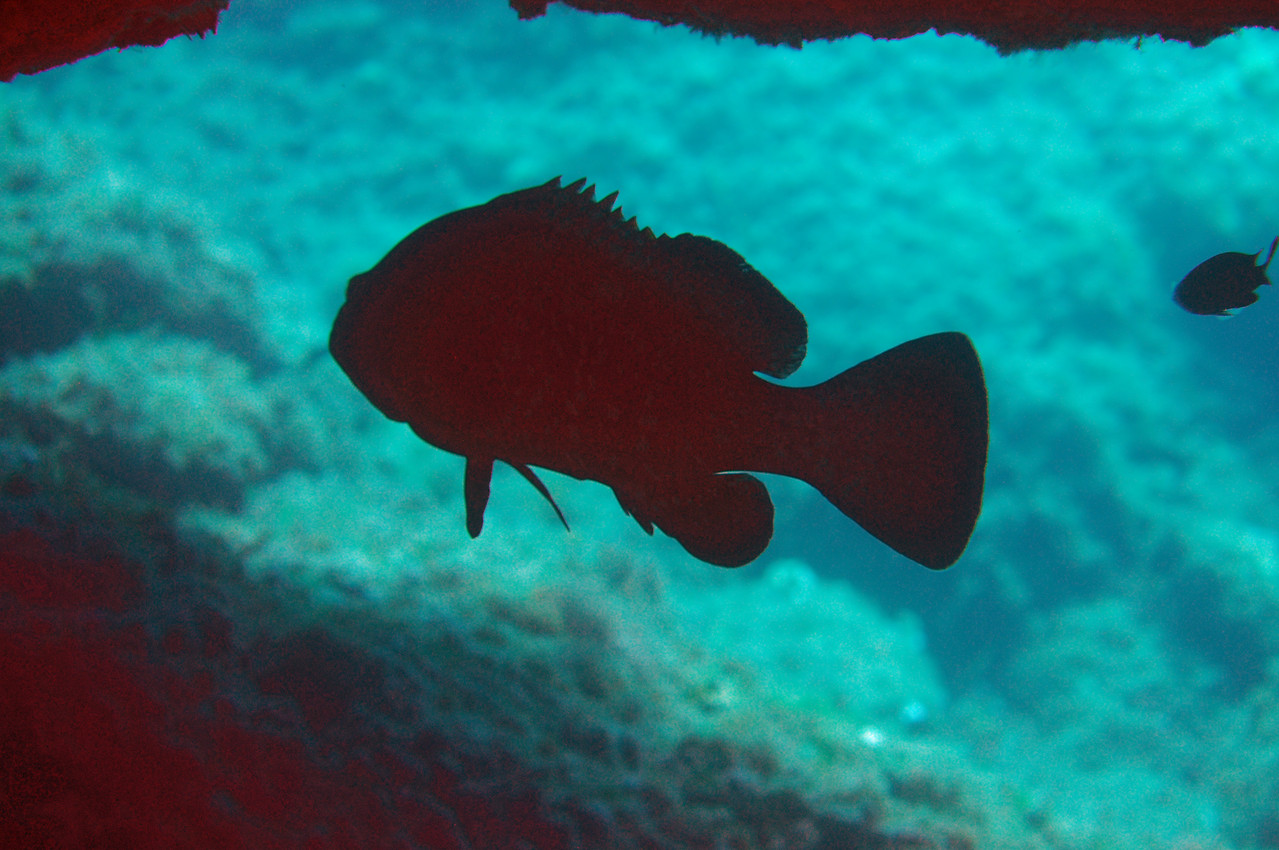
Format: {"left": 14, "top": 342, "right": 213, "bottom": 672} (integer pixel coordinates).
{"left": 508, "top": 177, "right": 806, "bottom": 378}
{"left": 524, "top": 176, "right": 656, "bottom": 253}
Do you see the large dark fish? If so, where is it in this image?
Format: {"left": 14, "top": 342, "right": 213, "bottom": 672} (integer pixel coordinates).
{"left": 330, "top": 178, "right": 988, "bottom": 569}
{"left": 1174, "top": 236, "right": 1278, "bottom": 316}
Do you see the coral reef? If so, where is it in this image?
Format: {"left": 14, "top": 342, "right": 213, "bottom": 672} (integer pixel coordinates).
{"left": 0, "top": 331, "right": 292, "bottom": 508}
{"left": 178, "top": 505, "right": 1057, "bottom": 848}
{"left": 0, "top": 100, "right": 279, "bottom": 368}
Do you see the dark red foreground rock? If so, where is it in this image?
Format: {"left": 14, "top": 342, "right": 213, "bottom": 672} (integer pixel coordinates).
{"left": 0, "top": 531, "right": 570, "bottom": 849}
{"left": 0, "top": 0, "right": 227, "bottom": 81}
{"left": 510, "top": 0, "right": 1279, "bottom": 52}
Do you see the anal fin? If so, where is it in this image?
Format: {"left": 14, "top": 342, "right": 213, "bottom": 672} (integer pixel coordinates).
{"left": 615, "top": 473, "right": 773, "bottom": 568}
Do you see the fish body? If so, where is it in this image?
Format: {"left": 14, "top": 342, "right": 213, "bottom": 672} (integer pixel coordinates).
{"left": 1174, "top": 236, "right": 1278, "bottom": 316}
{"left": 330, "top": 178, "right": 988, "bottom": 569}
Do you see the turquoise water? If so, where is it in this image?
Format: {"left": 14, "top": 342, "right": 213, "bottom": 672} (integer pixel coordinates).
{"left": 3, "top": 2, "right": 1279, "bottom": 847}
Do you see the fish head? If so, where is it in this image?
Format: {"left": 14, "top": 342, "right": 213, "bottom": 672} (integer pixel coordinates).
{"left": 329, "top": 208, "right": 527, "bottom": 445}
{"left": 330, "top": 269, "right": 410, "bottom": 421}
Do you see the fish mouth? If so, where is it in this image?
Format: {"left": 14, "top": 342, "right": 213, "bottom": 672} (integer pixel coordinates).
{"left": 330, "top": 270, "right": 389, "bottom": 377}
{"left": 329, "top": 277, "right": 409, "bottom": 423}
{"left": 328, "top": 294, "right": 361, "bottom": 376}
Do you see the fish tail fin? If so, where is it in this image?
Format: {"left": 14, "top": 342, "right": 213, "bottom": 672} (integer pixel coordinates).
{"left": 797, "top": 332, "right": 988, "bottom": 569}
{"left": 1261, "top": 235, "right": 1279, "bottom": 275}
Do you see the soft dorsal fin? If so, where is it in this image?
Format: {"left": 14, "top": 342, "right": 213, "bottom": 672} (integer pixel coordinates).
{"left": 657, "top": 233, "right": 807, "bottom": 378}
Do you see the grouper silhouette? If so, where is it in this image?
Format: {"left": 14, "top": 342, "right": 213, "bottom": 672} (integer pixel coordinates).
{"left": 330, "top": 177, "right": 988, "bottom": 569}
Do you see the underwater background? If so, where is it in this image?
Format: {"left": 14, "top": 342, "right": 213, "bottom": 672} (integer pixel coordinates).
{"left": 3, "top": 1, "right": 1279, "bottom": 847}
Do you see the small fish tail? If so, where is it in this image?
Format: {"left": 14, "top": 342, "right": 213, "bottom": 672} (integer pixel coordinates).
{"left": 792, "top": 332, "right": 988, "bottom": 569}
{"left": 1261, "top": 235, "right": 1279, "bottom": 275}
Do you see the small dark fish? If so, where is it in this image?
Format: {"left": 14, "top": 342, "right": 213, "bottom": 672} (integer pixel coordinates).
{"left": 1174, "top": 236, "right": 1279, "bottom": 316}
{"left": 330, "top": 178, "right": 988, "bottom": 569}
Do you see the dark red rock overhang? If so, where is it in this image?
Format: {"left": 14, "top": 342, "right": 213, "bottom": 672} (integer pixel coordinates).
{"left": 1, "top": 0, "right": 227, "bottom": 82}
{"left": 5, "top": 0, "right": 1279, "bottom": 83}
{"left": 511, "top": 0, "right": 1279, "bottom": 52}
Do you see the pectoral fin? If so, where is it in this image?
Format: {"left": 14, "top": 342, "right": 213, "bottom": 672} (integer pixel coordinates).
{"left": 464, "top": 457, "right": 493, "bottom": 538}
{"left": 465, "top": 458, "right": 569, "bottom": 536}
{"left": 510, "top": 462, "right": 570, "bottom": 531}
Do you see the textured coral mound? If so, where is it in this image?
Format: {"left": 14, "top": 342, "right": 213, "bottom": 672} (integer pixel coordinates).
{"left": 0, "top": 0, "right": 227, "bottom": 81}
{"left": 511, "top": 0, "right": 1279, "bottom": 51}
